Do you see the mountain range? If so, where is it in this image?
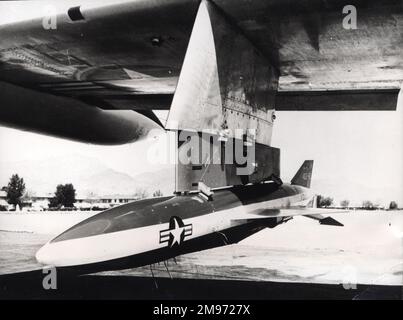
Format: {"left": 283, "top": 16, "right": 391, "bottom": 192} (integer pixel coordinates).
{"left": 0, "top": 154, "right": 174, "bottom": 198}
{"left": 0, "top": 154, "right": 399, "bottom": 206}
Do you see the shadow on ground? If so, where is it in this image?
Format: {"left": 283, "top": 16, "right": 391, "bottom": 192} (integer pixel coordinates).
{"left": 0, "top": 270, "right": 401, "bottom": 300}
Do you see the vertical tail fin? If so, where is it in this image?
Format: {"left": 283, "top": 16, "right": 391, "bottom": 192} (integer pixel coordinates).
{"left": 306, "top": 194, "right": 318, "bottom": 208}
{"left": 291, "top": 160, "right": 314, "bottom": 188}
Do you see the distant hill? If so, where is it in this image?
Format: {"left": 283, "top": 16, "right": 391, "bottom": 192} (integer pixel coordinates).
{"left": 78, "top": 168, "right": 174, "bottom": 197}
{"left": 0, "top": 154, "right": 399, "bottom": 205}
{"left": 0, "top": 154, "right": 174, "bottom": 198}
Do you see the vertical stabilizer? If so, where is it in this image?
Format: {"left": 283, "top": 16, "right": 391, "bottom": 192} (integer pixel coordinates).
{"left": 291, "top": 160, "right": 313, "bottom": 188}
{"left": 306, "top": 194, "right": 318, "bottom": 208}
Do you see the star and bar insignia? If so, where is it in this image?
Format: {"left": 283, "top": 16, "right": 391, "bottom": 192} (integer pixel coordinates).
{"left": 159, "top": 216, "right": 193, "bottom": 248}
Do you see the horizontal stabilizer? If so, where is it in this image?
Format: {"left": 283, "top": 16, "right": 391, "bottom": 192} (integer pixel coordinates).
{"left": 231, "top": 208, "right": 347, "bottom": 222}
{"left": 304, "top": 214, "right": 344, "bottom": 226}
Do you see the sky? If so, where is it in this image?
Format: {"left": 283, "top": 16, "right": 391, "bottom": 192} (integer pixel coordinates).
{"left": 0, "top": 91, "right": 402, "bottom": 206}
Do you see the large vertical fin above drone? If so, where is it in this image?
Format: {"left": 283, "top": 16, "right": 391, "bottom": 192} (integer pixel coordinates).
{"left": 166, "top": 0, "right": 280, "bottom": 192}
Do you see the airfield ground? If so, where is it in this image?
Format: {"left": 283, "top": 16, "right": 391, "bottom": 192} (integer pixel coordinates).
{"left": 0, "top": 210, "right": 402, "bottom": 299}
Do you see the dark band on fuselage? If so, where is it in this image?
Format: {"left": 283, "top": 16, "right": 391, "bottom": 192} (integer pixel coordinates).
{"left": 52, "top": 182, "right": 302, "bottom": 243}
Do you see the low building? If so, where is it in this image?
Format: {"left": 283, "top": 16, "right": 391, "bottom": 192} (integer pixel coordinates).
{"left": 98, "top": 195, "right": 138, "bottom": 205}
{"left": 0, "top": 190, "right": 139, "bottom": 211}
{"left": 0, "top": 190, "right": 10, "bottom": 209}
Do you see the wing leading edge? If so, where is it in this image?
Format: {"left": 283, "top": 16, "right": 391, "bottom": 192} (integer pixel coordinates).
{"left": 231, "top": 208, "right": 346, "bottom": 227}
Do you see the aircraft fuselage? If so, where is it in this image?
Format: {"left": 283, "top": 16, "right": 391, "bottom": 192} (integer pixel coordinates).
{"left": 36, "top": 182, "right": 310, "bottom": 274}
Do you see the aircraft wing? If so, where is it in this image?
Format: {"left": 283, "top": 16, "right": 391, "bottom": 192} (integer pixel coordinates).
{"left": 0, "top": 0, "right": 401, "bottom": 143}
{"left": 232, "top": 208, "right": 347, "bottom": 226}
{"left": 0, "top": 0, "right": 198, "bottom": 143}
{"left": 0, "top": 0, "right": 195, "bottom": 107}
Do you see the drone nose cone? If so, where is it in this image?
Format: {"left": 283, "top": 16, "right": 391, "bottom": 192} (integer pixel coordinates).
{"left": 34, "top": 215, "right": 149, "bottom": 268}
{"left": 36, "top": 241, "right": 75, "bottom": 267}
{"left": 34, "top": 198, "right": 170, "bottom": 269}
{"left": 34, "top": 213, "right": 118, "bottom": 267}
{"left": 35, "top": 243, "right": 55, "bottom": 266}
{"left": 36, "top": 238, "right": 89, "bottom": 267}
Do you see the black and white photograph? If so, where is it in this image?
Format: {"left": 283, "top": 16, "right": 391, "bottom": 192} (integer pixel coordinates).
{"left": 0, "top": 0, "right": 402, "bottom": 305}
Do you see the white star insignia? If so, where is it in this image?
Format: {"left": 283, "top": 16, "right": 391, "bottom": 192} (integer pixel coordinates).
{"left": 169, "top": 217, "right": 185, "bottom": 247}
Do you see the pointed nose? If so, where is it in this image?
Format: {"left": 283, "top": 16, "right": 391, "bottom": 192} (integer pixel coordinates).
{"left": 35, "top": 244, "right": 51, "bottom": 265}
{"left": 36, "top": 240, "right": 80, "bottom": 267}
{"left": 35, "top": 238, "right": 95, "bottom": 267}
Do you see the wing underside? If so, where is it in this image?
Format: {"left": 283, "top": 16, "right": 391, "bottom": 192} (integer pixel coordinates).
{"left": 0, "top": 0, "right": 401, "bottom": 142}
{"left": 232, "top": 208, "right": 346, "bottom": 226}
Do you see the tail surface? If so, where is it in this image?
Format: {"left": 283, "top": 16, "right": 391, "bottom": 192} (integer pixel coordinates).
{"left": 291, "top": 160, "right": 314, "bottom": 188}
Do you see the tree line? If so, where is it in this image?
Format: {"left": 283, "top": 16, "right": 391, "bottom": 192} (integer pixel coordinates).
{"left": 317, "top": 195, "right": 399, "bottom": 210}
{"left": 1, "top": 174, "right": 165, "bottom": 211}
{"left": 0, "top": 173, "right": 399, "bottom": 211}
{"left": 1, "top": 174, "right": 76, "bottom": 209}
